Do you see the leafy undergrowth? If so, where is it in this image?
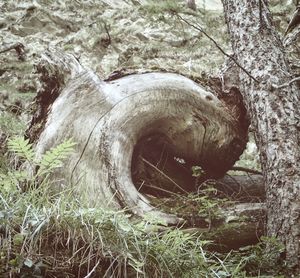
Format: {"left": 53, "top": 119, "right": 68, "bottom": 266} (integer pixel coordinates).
{"left": 0, "top": 186, "right": 286, "bottom": 277}
{"left": 0, "top": 138, "right": 288, "bottom": 277}
{"left": 0, "top": 187, "right": 240, "bottom": 277}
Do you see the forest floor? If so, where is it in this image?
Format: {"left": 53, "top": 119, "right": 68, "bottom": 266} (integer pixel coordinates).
{"left": 0, "top": 0, "right": 294, "bottom": 277}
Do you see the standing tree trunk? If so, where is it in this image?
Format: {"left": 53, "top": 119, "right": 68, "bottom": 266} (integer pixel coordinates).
{"left": 222, "top": 0, "right": 300, "bottom": 270}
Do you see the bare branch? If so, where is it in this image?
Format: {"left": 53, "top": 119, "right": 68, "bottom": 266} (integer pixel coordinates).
{"left": 140, "top": 157, "right": 189, "bottom": 194}
{"left": 103, "top": 23, "right": 111, "bottom": 46}
{"left": 176, "top": 14, "right": 259, "bottom": 83}
{"left": 283, "top": 27, "right": 300, "bottom": 47}
{"left": 230, "top": 166, "right": 263, "bottom": 175}
{"left": 271, "top": 76, "right": 300, "bottom": 89}
{"left": 0, "top": 42, "right": 25, "bottom": 61}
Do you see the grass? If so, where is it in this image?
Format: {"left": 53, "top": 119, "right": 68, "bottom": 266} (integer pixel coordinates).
{"left": 0, "top": 188, "right": 286, "bottom": 277}
{"left": 0, "top": 180, "right": 244, "bottom": 277}
{"left": 0, "top": 137, "right": 287, "bottom": 277}
{"left": 0, "top": 112, "right": 27, "bottom": 137}
{"left": 1, "top": 138, "right": 208, "bottom": 276}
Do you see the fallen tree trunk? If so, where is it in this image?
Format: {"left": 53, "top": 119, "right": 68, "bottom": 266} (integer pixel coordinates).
{"left": 216, "top": 174, "right": 265, "bottom": 201}
{"left": 26, "top": 49, "right": 248, "bottom": 224}
{"left": 213, "top": 202, "right": 265, "bottom": 250}
{"left": 175, "top": 202, "right": 265, "bottom": 251}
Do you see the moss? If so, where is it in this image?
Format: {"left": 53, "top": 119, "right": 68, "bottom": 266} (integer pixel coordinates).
{"left": 0, "top": 112, "right": 26, "bottom": 137}
{"left": 63, "top": 44, "right": 74, "bottom": 51}
{"left": 148, "top": 192, "right": 226, "bottom": 229}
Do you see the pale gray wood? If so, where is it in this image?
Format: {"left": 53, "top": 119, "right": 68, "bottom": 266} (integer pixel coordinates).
{"left": 28, "top": 49, "right": 248, "bottom": 225}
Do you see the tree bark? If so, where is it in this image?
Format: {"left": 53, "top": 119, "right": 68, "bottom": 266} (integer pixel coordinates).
{"left": 222, "top": 0, "right": 300, "bottom": 270}
{"left": 27, "top": 49, "right": 248, "bottom": 225}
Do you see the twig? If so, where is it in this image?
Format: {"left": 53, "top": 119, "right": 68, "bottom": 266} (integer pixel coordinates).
{"left": 271, "top": 76, "right": 300, "bottom": 89}
{"left": 0, "top": 193, "right": 9, "bottom": 209}
{"left": 283, "top": 26, "right": 300, "bottom": 47}
{"left": 230, "top": 166, "right": 262, "bottom": 175}
{"left": 176, "top": 14, "right": 259, "bottom": 83}
{"left": 0, "top": 42, "right": 25, "bottom": 61}
{"left": 137, "top": 180, "right": 145, "bottom": 191}
{"left": 140, "top": 156, "right": 189, "bottom": 194}
{"left": 259, "top": 0, "right": 263, "bottom": 24}
{"left": 145, "top": 183, "right": 182, "bottom": 196}
{"left": 103, "top": 23, "right": 111, "bottom": 45}
{"left": 84, "top": 260, "right": 100, "bottom": 278}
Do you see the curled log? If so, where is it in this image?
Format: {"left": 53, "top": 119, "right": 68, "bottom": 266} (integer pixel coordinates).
{"left": 27, "top": 50, "right": 248, "bottom": 224}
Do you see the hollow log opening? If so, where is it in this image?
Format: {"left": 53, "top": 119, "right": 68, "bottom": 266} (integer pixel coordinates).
{"left": 132, "top": 133, "right": 196, "bottom": 197}
{"left": 131, "top": 132, "right": 255, "bottom": 198}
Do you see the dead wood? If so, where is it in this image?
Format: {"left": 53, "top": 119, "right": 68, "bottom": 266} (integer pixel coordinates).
{"left": 26, "top": 49, "right": 248, "bottom": 224}
{"left": 215, "top": 174, "right": 265, "bottom": 201}
{"left": 0, "top": 42, "right": 25, "bottom": 61}
{"left": 182, "top": 202, "right": 266, "bottom": 251}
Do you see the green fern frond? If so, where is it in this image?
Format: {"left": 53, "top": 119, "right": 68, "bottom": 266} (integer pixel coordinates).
{"left": 7, "top": 137, "right": 34, "bottom": 163}
{"left": 0, "top": 170, "right": 28, "bottom": 192}
{"left": 38, "top": 139, "right": 76, "bottom": 175}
